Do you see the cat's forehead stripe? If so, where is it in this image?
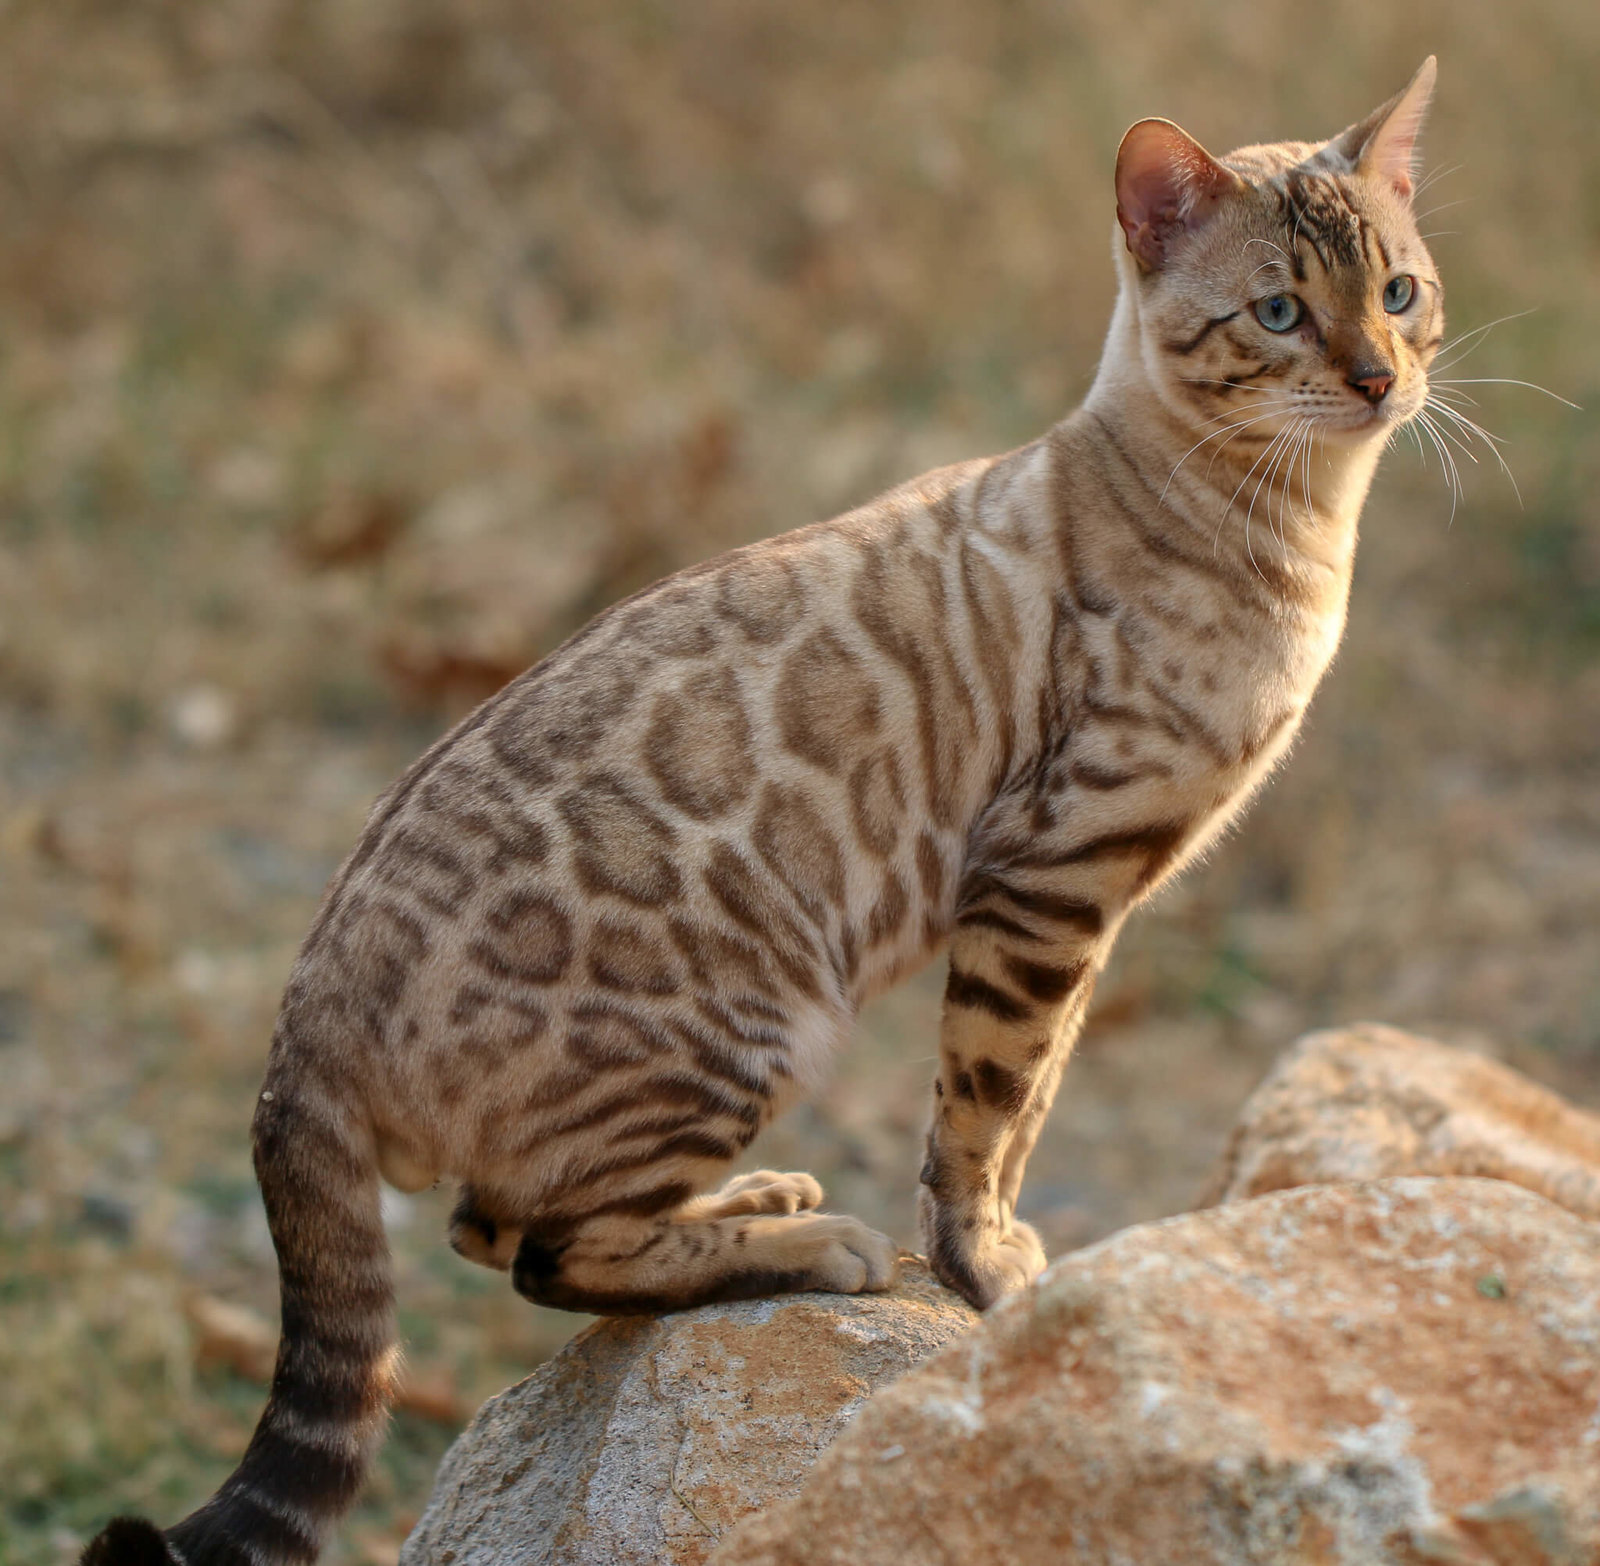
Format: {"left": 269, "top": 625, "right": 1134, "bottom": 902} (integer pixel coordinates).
{"left": 1273, "top": 169, "right": 1366, "bottom": 276}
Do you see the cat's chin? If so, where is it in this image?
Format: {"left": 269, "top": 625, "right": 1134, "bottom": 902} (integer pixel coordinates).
{"left": 1319, "top": 401, "right": 1420, "bottom": 446}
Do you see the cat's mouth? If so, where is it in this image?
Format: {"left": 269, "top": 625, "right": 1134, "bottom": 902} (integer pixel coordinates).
{"left": 1318, "top": 385, "right": 1425, "bottom": 441}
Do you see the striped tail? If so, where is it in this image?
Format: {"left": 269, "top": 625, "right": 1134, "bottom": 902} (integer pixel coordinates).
{"left": 84, "top": 1087, "right": 398, "bottom": 1566}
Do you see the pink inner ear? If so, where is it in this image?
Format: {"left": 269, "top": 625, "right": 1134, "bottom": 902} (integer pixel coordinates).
{"left": 1116, "top": 120, "right": 1236, "bottom": 270}
{"left": 1363, "top": 102, "right": 1429, "bottom": 198}
{"left": 1351, "top": 56, "right": 1437, "bottom": 201}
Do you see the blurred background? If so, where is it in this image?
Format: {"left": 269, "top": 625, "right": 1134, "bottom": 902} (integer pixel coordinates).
{"left": 2, "top": 2, "right": 1597, "bottom": 1561}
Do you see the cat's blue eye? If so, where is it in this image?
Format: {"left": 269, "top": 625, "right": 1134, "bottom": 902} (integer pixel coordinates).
{"left": 1383, "top": 275, "right": 1416, "bottom": 313}
{"left": 1253, "top": 294, "right": 1303, "bottom": 333}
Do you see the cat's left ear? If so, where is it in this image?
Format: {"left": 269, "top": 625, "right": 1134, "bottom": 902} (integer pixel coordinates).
{"left": 1334, "top": 55, "right": 1437, "bottom": 201}
{"left": 1115, "top": 119, "right": 1246, "bottom": 271}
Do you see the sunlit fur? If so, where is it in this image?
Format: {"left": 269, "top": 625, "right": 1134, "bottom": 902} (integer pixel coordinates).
{"left": 81, "top": 65, "right": 1448, "bottom": 1566}
{"left": 1143, "top": 141, "right": 1441, "bottom": 437}
{"left": 1095, "top": 76, "right": 1443, "bottom": 567}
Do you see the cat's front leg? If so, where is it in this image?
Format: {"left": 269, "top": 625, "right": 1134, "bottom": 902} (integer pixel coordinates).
{"left": 918, "top": 913, "right": 1101, "bottom": 1309}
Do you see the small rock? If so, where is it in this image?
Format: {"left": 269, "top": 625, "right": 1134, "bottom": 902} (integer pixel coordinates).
{"left": 0, "top": 985, "right": 29, "bottom": 1044}
{"left": 209, "top": 447, "right": 287, "bottom": 509}
{"left": 78, "top": 1191, "right": 135, "bottom": 1242}
{"left": 171, "top": 949, "right": 221, "bottom": 996}
{"left": 400, "top": 1260, "right": 974, "bottom": 1566}
{"left": 166, "top": 684, "right": 238, "bottom": 750}
{"left": 1199, "top": 1023, "right": 1600, "bottom": 1219}
{"left": 710, "top": 1180, "right": 1600, "bottom": 1566}
{"left": 290, "top": 486, "right": 408, "bottom": 568}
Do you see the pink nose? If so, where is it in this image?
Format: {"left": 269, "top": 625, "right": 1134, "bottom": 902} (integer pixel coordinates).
{"left": 1348, "top": 369, "right": 1394, "bottom": 404}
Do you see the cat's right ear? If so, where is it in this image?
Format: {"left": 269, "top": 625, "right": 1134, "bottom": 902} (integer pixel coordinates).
{"left": 1332, "top": 56, "right": 1437, "bottom": 200}
{"left": 1115, "top": 119, "right": 1243, "bottom": 272}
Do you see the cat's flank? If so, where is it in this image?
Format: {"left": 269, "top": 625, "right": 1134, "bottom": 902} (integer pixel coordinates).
{"left": 87, "top": 61, "right": 1442, "bottom": 1566}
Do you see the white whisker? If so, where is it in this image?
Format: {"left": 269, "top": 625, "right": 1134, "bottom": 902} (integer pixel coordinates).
{"left": 1223, "top": 418, "right": 1303, "bottom": 574}
{"left": 1412, "top": 408, "right": 1464, "bottom": 523}
{"left": 1431, "top": 309, "right": 1536, "bottom": 371}
{"left": 1251, "top": 419, "right": 1305, "bottom": 561}
{"left": 1200, "top": 406, "right": 1304, "bottom": 483}
{"left": 1414, "top": 195, "right": 1473, "bottom": 223}
{"left": 1412, "top": 160, "right": 1465, "bottom": 202}
{"left": 1213, "top": 424, "right": 1283, "bottom": 557}
{"left": 1297, "top": 416, "right": 1317, "bottom": 533}
{"left": 1425, "top": 397, "right": 1524, "bottom": 507}
{"left": 1243, "top": 237, "right": 1291, "bottom": 261}
{"left": 1273, "top": 419, "right": 1309, "bottom": 546}
{"left": 1267, "top": 419, "right": 1303, "bottom": 545}
{"left": 1160, "top": 403, "right": 1304, "bottom": 511}
{"left": 1432, "top": 377, "right": 1580, "bottom": 410}
{"left": 1178, "top": 377, "right": 1275, "bottom": 394}
{"left": 1423, "top": 411, "right": 1482, "bottom": 465}
{"left": 1427, "top": 401, "right": 1508, "bottom": 450}
{"left": 1244, "top": 426, "right": 1284, "bottom": 551}
{"left": 1244, "top": 258, "right": 1292, "bottom": 289}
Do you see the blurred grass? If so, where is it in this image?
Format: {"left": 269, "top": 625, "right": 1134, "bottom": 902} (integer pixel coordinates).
{"left": 2, "top": 3, "right": 1598, "bottom": 1562}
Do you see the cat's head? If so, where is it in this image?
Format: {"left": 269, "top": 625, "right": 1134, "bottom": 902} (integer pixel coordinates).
{"left": 1111, "top": 58, "right": 1441, "bottom": 447}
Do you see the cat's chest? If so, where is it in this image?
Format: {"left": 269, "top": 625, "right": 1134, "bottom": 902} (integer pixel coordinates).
{"left": 1053, "top": 582, "right": 1346, "bottom": 801}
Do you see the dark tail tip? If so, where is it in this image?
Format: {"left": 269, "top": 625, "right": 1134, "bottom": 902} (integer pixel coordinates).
{"left": 81, "top": 1518, "right": 178, "bottom": 1566}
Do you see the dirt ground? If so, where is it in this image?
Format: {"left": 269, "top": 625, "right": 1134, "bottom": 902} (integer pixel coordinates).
{"left": 2, "top": 5, "right": 1597, "bottom": 1563}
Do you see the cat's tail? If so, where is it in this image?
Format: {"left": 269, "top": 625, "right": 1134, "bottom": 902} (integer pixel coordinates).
{"left": 82, "top": 1082, "right": 398, "bottom": 1566}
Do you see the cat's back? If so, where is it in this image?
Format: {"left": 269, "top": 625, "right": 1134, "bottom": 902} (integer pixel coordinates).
{"left": 277, "top": 452, "right": 1045, "bottom": 1086}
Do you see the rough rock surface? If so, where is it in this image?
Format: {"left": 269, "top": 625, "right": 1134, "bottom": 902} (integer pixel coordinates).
{"left": 1200, "top": 1023, "right": 1600, "bottom": 1217}
{"left": 710, "top": 1179, "right": 1600, "bottom": 1566}
{"left": 400, "top": 1259, "right": 975, "bottom": 1566}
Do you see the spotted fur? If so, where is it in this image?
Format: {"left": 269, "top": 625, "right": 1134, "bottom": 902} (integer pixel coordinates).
{"left": 85, "top": 60, "right": 1443, "bottom": 1566}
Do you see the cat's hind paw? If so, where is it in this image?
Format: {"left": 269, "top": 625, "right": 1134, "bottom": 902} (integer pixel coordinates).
{"left": 690, "top": 1169, "right": 826, "bottom": 1219}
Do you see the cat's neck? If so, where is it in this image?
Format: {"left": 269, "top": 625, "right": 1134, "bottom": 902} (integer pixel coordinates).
{"left": 1080, "top": 281, "right": 1383, "bottom": 577}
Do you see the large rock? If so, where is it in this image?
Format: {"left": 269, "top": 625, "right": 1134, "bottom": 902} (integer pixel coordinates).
{"left": 1200, "top": 1023, "right": 1600, "bottom": 1218}
{"left": 400, "top": 1260, "right": 975, "bottom": 1566}
{"left": 709, "top": 1179, "right": 1600, "bottom": 1566}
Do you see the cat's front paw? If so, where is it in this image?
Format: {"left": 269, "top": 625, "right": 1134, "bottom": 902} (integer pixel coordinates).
{"left": 986, "top": 1219, "right": 1048, "bottom": 1293}
{"left": 922, "top": 1197, "right": 1047, "bottom": 1309}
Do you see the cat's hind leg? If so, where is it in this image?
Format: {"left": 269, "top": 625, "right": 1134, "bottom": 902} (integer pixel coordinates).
{"left": 509, "top": 1200, "right": 897, "bottom": 1316}
{"left": 455, "top": 1164, "right": 872, "bottom": 1310}
{"left": 449, "top": 1170, "right": 832, "bottom": 1278}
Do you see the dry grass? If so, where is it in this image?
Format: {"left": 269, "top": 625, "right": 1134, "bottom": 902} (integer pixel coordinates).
{"left": 2, "top": 4, "right": 1597, "bottom": 1562}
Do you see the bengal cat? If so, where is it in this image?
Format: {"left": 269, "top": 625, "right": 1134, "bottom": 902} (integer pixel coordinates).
{"left": 87, "top": 59, "right": 1442, "bottom": 1566}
